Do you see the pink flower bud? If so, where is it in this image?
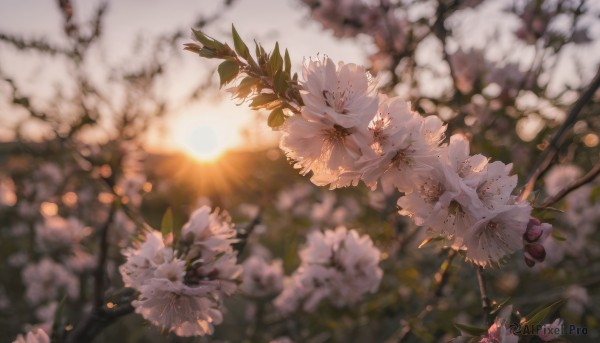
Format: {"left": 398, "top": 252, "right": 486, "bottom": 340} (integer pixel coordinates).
{"left": 526, "top": 243, "right": 546, "bottom": 262}
{"left": 524, "top": 219, "right": 552, "bottom": 243}
{"left": 525, "top": 225, "right": 543, "bottom": 243}
{"left": 524, "top": 255, "right": 536, "bottom": 267}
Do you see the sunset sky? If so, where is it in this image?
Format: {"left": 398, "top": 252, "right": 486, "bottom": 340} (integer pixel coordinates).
{"left": 0, "top": 0, "right": 369, "bottom": 160}
{"left": 1, "top": 0, "right": 599, "bottom": 161}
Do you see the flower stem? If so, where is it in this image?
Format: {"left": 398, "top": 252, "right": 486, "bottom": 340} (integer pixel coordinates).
{"left": 476, "top": 266, "right": 492, "bottom": 326}
{"left": 520, "top": 66, "right": 600, "bottom": 201}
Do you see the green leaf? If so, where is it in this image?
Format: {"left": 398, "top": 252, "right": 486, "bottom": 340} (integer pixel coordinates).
{"left": 196, "top": 48, "right": 218, "bottom": 59}
{"left": 235, "top": 76, "right": 257, "bottom": 99}
{"left": 268, "top": 108, "right": 286, "bottom": 127}
{"left": 192, "top": 29, "right": 220, "bottom": 50}
{"left": 217, "top": 60, "right": 239, "bottom": 87}
{"left": 284, "top": 48, "right": 291, "bottom": 77}
{"left": 454, "top": 323, "right": 488, "bottom": 337}
{"left": 273, "top": 70, "right": 288, "bottom": 96}
{"left": 269, "top": 42, "right": 283, "bottom": 75}
{"left": 551, "top": 230, "right": 567, "bottom": 241}
{"left": 250, "top": 93, "right": 279, "bottom": 108}
{"left": 231, "top": 24, "right": 250, "bottom": 59}
{"left": 183, "top": 43, "right": 201, "bottom": 54}
{"left": 51, "top": 296, "right": 67, "bottom": 342}
{"left": 254, "top": 41, "right": 261, "bottom": 60}
{"left": 522, "top": 299, "right": 565, "bottom": 328}
{"left": 489, "top": 297, "right": 512, "bottom": 315}
{"left": 589, "top": 185, "right": 600, "bottom": 205}
{"left": 161, "top": 208, "right": 173, "bottom": 237}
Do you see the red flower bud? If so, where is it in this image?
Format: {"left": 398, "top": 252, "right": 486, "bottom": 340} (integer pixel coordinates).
{"left": 526, "top": 243, "right": 546, "bottom": 262}
{"left": 524, "top": 255, "right": 536, "bottom": 267}
{"left": 524, "top": 225, "right": 543, "bottom": 243}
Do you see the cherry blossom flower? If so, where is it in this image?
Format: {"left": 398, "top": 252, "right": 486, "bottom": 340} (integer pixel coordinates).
{"left": 397, "top": 158, "right": 467, "bottom": 241}
{"left": 119, "top": 206, "right": 242, "bottom": 337}
{"left": 300, "top": 57, "right": 378, "bottom": 128}
{"left": 449, "top": 48, "right": 486, "bottom": 94}
{"left": 35, "top": 215, "right": 85, "bottom": 252}
{"left": 280, "top": 114, "right": 369, "bottom": 188}
{"left": 132, "top": 258, "right": 224, "bottom": 337}
{"left": 240, "top": 247, "right": 284, "bottom": 297}
{"left": 280, "top": 57, "right": 378, "bottom": 189}
{"left": 563, "top": 285, "right": 590, "bottom": 316}
{"left": 361, "top": 96, "right": 445, "bottom": 192}
{"left": 22, "top": 258, "right": 79, "bottom": 305}
{"left": 478, "top": 318, "right": 519, "bottom": 343}
{"left": 275, "top": 226, "right": 382, "bottom": 313}
{"left": 543, "top": 164, "right": 582, "bottom": 197}
{"left": 12, "top": 328, "right": 50, "bottom": 343}
{"left": 463, "top": 201, "right": 531, "bottom": 267}
{"left": 538, "top": 318, "right": 563, "bottom": 341}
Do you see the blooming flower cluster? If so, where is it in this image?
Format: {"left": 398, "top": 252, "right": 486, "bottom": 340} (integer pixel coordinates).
{"left": 279, "top": 57, "right": 544, "bottom": 267}
{"left": 119, "top": 206, "right": 242, "bottom": 336}
{"left": 240, "top": 246, "right": 284, "bottom": 297}
{"left": 275, "top": 226, "right": 382, "bottom": 313}
{"left": 22, "top": 258, "right": 80, "bottom": 305}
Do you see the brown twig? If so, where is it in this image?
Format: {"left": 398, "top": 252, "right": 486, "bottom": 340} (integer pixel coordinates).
{"left": 93, "top": 202, "right": 117, "bottom": 308}
{"left": 520, "top": 66, "right": 600, "bottom": 201}
{"left": 476, "top": 267, "right": 492, "bottom": 326}
{"left": 66, "top": 291, "right": 135, "bottom": 343}
{"left": 66, "top": 202, "right": 120, "bottom": 343}
{"left": 540, "top": 159, "right": 600, "bottom": 207}
{"left": 391, "top": 249, "right": 457, "bottom": 343}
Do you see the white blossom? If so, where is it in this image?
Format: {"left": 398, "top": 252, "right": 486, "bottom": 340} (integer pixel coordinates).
{"left": 180, "top": 206, "right": 238, "bottom": 259}
{"left": 477, "top": 318, "right": 519, "bottom": 343}
{"left": 241, "top": 247, "right": 284, "bottom": 297}
{"left": 563, "top": 285, "right": 590, "bottom": 315}
{"left": 538, "top": 318, "right": 563, "bottom": 341}
{"left": 300, "top": 57, "right": 378, "bottom": 129}
{"left": 22, "top": 258, "right": 79, "bottom": 305}
{"left": 544, "top": 164, "right": 582, "bottom": 197}
{"left": 132, "top": 259, "right": 223, "bottom": 337}
{"left": 361, "top": 96, "right": 446, "bottom": 192}
{"left": 35, "top": 215, "right": 85, "bottom": 252}
{"left": 280, "top": 113, "right": 369, "bottom": 189}
{"left": 275, "top": 227, "right": 382, "bottom": 313}
{"left": 12, "top": 328, "right": 50, "bottom": 343}
{"left": 120, "top": 230, "right": 168, "bottom": 290}
{"left": 449, "top": 48, "right": 486, "bottom": 94}
{"left": 120, "top": 206, "right": 242, "bottom": 337}
{"left": 463, "top": 201, "right": 531, "bottom": 267}
{"left": 280, "top": 57, "right": 378, "bottom": 189}
{"left": 397, "top": 158, "right": 468, "bottom": 241}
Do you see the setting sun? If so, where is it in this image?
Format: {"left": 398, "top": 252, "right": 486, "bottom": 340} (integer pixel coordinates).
{"left": 166, "top": 103, "right": 280, "bottom": 163}
{"left": 181, "top": 125, "right": 225, "bottom": 162}
{"left": 168, "top": 105, "right": 246, "bottom": 163}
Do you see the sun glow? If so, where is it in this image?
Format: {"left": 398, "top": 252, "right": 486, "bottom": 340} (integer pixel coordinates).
{"left": 181, "top": 125, "right": 225, "bottom": 162}
{"left": 169, "top": 107, "right": 245, "bottom": 163}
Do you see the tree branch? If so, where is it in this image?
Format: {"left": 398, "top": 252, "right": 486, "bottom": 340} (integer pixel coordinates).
{"left": 520, "top": 66, "right": 600, "bottom": 201}
{"left": 540, "top": 159, "right": 600, "bottom": 208}
{"left": 392, "top": 249, "right": 457, "bottom": 342}
{"left": 476, "top": 267, "right": 492, "bottom": 326}
{"left": 66, "top": 202, "right": 119, "bottom": 343}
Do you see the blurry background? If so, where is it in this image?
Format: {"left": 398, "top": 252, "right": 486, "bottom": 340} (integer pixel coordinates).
{"left": 1, "top": 0, "right": 600, "bottom": 342}
{"left": 0, "top": 0, "right": 368, "bottom": 159}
